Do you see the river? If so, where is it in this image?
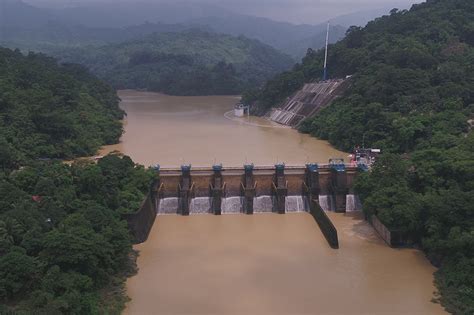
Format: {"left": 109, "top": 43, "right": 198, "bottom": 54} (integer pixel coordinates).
{"left": 105, "top": 90, "right": 444, "bottom": 314}
{"left": 100, "top": 90, "right": 346, "bottom": 167}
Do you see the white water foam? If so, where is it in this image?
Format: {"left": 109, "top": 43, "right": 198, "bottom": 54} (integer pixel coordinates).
{"left": 158, "top": 197, "right": 179, "bottom": 215}
{"left": 318, "top": 195, "right": 335, "bottom": 211}
{"left": 285, "top": 196, "right": 308, "bottom": 212}
{"left": 346, "top": 195, "right": 362, "bottom": 212}
{"left": 223, "top": 111, "right": 290, "bottom": 129}
{"left": 221, "top": 197, "right": 243, "bottom": 214}
{"left": 190, "top": 197, "right": 211, "bottom": 214}
{"left": 253, "top": 196, "right": 273, "bottom": 213}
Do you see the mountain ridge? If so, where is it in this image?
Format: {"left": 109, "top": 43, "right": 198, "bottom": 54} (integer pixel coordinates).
{"left": 0, "top": 0, "right": 347, "bottom": 58}
{"left": 46, "top": 29, "right": 295, "bottom": 95}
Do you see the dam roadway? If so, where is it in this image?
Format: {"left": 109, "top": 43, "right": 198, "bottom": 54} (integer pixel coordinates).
{"left": 101, "top": 90, "right": 445, "bottom": 314}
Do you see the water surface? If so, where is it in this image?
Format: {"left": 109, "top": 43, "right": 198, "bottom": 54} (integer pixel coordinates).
{"left": 110, "top": 91, "right": 444, "bottom": 314}
{"left": 101, "top": 90, "right": 346, "bottom": 167}
{"left": 125, "top": 213, "right": 444, "bottom": 314}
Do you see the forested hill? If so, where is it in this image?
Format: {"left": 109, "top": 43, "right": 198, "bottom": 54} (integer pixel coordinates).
{"left": 0, "top": 0, "right": 347, "bottom": 59}
{"left": 47, "top": 30, "right": 294, "bottom": 96}
{"left": 0, "top": 48, "right": 155, "bottom": 313}
{"left": 246, "top": 0, "right": 474, "bottom": 313}
{"left": 246, "top": 0, "right": 474, "bottom": 153}
{"left": 0, "top": 47, "right": 123, "bottom": 169}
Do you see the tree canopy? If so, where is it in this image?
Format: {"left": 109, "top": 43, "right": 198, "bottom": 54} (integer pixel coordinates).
{"left": 0, "top": 46, "right": 153, "bottom": 313}
{"left": 0, "top": 47, "right": 124, "bottom": 169}
{"left": 0, "top": 155, "right": 155, "bottom": 313}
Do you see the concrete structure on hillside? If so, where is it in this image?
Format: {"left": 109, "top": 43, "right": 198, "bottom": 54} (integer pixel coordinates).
{"left": 267, "top": 79, "right": 350, "bottom": 127}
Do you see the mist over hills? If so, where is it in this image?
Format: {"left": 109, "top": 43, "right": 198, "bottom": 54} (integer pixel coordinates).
{"left": 330, "top": 4, "right": 413, "bottom": 27}
{"left": 0, "top": 0, "right": 59, "bottom": 27}
{"left": 54, "top": 1, "right": 233, "bottom": 27}
{"left": 188, "top": 15, "right": 347, "bottom": 58}
{"left": 45, "top": 30, "right": 295, "bottom": 95}
{"left": 0, "top": 21, "right": 199, "bottom": 51}
{"left": 0, "top": 0, "right": 349, "bottom": 58}
{"left": 0, "top": 0, "right": 416, "bottom": 95}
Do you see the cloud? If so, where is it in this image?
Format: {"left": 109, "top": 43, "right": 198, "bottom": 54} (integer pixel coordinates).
{"left": 25, "top": 0, "right": 421, "bottom": 24}
{"left": 205, "top": 0, "right": 419, "bottom": 24}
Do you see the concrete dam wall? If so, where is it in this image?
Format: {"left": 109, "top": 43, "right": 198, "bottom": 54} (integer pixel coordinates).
{"left": 125, "top": 164, "right": 363, "bottom": 248}
{"left": 267, "top": 79, "right": 349, "bottom": 127}
{"left": 123, "top": 180, "right": 160, "bottom": 243}
{"left": 155, "top": 164, "right": 362, "bottom": 215}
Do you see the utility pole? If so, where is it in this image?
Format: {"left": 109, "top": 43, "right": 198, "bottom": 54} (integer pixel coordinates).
{"left": 323, "top": 21, "right": 330, "bottom": 81}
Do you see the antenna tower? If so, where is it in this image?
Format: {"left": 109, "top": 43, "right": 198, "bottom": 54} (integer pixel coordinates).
{"left": 323, "top": 22, "right": 330, "bottom": 81}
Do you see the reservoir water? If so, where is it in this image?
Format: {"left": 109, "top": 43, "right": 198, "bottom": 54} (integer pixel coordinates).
{"left": 100, "top": 90, "right": 347, "bottom": 167}
{"left": 106, "top": 91, "right": 444, "bottom": 314}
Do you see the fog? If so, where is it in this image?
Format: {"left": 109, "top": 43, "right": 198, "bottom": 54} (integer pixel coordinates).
{"left": 25, "top": 0, "right": 421, "bottom": 24}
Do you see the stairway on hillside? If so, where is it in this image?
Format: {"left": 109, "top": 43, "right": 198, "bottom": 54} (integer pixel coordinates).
{"left": 267, "top": 79, "right": 349, "bottom": 127}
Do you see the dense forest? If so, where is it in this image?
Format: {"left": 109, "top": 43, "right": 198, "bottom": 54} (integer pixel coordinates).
{"left": 245, "top": 0, "right": 474, "bottom": 313}
{"left": 0, "top": 155, "right": 155, "bottom": 313}
{"left": 47, "top": 30, "right": 294, "bottom": 96}
{"left": 0, "top": 48, "right": 123, "bottom": 168}
{"left": 0, "top": 46, "right": 154, "bottom": 313}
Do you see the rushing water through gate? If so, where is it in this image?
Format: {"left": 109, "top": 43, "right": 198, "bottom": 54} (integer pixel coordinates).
{"left": 102, "top": 91, "right": 444, "bottom": 314}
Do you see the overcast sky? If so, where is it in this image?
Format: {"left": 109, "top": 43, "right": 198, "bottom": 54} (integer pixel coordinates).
{"left": 26, "top": 0, "right": 422, "bottom": 24}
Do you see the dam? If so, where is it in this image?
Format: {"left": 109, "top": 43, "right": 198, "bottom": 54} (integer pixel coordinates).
{"left": 125, "top": 162, "right": 358, "bottom": 248}
{"left": 155, "top": 163, "right": 360, "bottom": 215}
{"left": 101, "top": 91, "right": 444, "bottom": 315}
{"left": 124, "top": 161, "right": 444, "bottom": 314}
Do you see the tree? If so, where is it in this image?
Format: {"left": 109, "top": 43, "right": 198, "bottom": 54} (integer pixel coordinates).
{"left": 0, "top": 247, "right": 41, "bottom": 299}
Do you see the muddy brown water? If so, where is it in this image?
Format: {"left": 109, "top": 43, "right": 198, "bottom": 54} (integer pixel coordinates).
{"left": 100, "top": 90, "right": 347, "bottom": 167}
{"left": 108, "top": 91, "right": 444, "bottom": 314}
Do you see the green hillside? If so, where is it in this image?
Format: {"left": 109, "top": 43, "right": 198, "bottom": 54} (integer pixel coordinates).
{"left": 0, "top": 47, "right": 123, "bottom": 169}
{"left": 0, "top": 155, "right": 155, "bottom": 313}
{"left": 0, "top": 47, "right": 154, "bottom": 313}
{"left": 245, "top": 0, "right": 474, "bottom": 313}
{"left": 247, "top": 1, "right": 473, "bottom": 153}
{"left": 50, "top": 30, "right": 295, "bottom": 95}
